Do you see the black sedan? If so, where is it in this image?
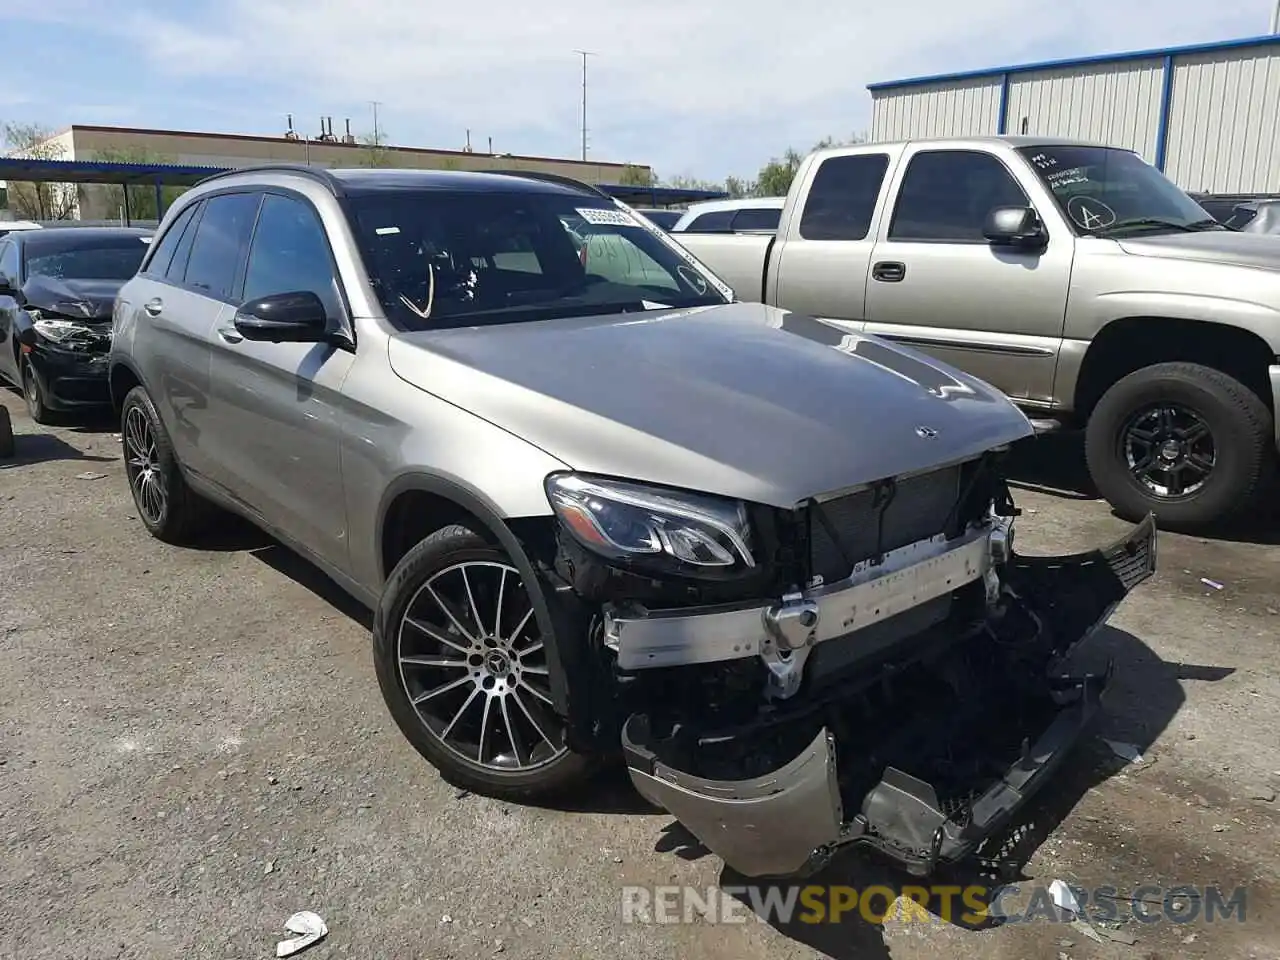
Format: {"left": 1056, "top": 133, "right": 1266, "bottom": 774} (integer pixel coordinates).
{"left": 0, "top": 226, "right": 152, "bottom": 422}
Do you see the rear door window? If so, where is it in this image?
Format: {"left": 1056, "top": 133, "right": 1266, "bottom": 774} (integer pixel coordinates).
{"left": 182, "top": 192, "right": 263, "bottom": 300}
{"left": 798, "top": 153, "right": 891, "bottom": 241}
{"left": 144, "top": 202, "right": 199, "bottom": 278}
{"left": 731, "top": 207, "right": 781, "bottom": 232}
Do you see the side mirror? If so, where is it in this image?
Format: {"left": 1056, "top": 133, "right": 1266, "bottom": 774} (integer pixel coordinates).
{"left": 233, "top": 291, "right": 329, "bottom": 343}
{"left": 0, "top": 277, "right": 16, "bottom": 298}
{"left": 983, "top": 206, "right": 1047, "bottom": 249}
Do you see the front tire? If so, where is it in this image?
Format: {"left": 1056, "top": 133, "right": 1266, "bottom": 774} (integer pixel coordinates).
{"left": 373, "top": 524, "right": 593, "bottom": 800}
{"left": 120, "top": 385, "right": 212, "bottom": 544}
{"left": 1085, "top": 362, "right": 1275, "bottom": 530}
{"left": 21, "top": 357, "right": 54, "bottom": 425}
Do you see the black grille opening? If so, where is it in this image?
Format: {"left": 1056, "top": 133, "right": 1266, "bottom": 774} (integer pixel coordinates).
{"left": 807, "top": 461, "right": 980, "bottom": 584}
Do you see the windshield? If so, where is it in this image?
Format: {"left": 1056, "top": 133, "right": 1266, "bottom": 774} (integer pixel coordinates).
{"left": 1017, "top": 145, "right": 1221, "bottom": 237}
{"left": 347, "top": 191, "right": 730, "bottom": 330}
{"left": 24, "top": 235, "right": 151, "bottom": 281}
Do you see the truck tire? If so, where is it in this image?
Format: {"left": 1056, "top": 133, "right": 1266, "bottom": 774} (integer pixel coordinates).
{"left": 373, "top": 524, "right": 594, "bottom": 801}
{"left": 1085, "top": 362, "right": 1275, "bottom": 530}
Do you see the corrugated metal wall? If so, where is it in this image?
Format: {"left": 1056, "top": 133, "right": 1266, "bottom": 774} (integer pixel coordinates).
{"left": 1005, "top": 59, "right": 1164, "bottom": 162}
{"left": 1165, "top": 48, "right": 1280, "bottom": 192}
{"left": 867, "top": 42, "right": 1280, "bottom": 193}
{"left": 870, "top": 76, "right": 1002, "bottom": 141}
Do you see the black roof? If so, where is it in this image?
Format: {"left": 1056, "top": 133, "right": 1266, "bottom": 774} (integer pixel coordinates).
{"left": 10, "top": 226, "right": 153, "bottom": 251}
{"left": 194, "top": 164, "right": 612, "bottom": 200}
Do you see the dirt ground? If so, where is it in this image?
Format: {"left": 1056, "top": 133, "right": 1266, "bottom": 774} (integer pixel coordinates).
{"left": 2, "top": 388, "right": 1279, "bottom": 960}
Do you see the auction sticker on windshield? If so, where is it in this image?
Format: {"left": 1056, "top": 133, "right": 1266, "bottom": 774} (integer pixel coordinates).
{"left": 577, "top": 206, "right": 640, "bottom": 227}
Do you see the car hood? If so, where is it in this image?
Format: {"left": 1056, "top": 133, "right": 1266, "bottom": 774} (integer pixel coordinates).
{"left": 21, "top": 275, "right": 122, "bottom": 321}
{"left": 386, "top": 302, "right": 1034, "bottom": 509}
{"left": 1117, "top": 231, "right": 1280, "bottom": 271}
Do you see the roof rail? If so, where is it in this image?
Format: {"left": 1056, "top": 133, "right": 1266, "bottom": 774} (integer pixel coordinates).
{"left": 193, "top": 164, "right": 346, "bottom": 195}
{"left": 488, "top": 169, "right": 611, "bottom": 200}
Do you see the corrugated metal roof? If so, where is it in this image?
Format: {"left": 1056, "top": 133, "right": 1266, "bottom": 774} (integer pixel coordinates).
{"left": 0, "top": 156, "right": 725, "bottom": 205}
{"left": 0, "top": 156, "right": 228, "bottom": 185}
{"left": 867, "top": 33, "right": 1280, "bottom": 92}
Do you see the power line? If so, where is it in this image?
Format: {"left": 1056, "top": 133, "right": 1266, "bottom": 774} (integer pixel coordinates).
{"left": 573, "top": 50, "right": 591, "bottom": 160}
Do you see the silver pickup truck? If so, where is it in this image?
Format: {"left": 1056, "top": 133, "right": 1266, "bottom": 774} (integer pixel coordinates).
{"left": 675, "top": 135, "right": 1280, "bottom": 530}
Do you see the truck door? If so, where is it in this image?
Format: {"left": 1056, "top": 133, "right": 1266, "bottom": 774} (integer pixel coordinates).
{"left": 771, "top": 150, "right": 896, "bottom": 332}
{"left": 862, "top": 147, "right": 1073, "bottom": 404}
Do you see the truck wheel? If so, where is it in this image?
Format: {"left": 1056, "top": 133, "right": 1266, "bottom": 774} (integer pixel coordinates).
{"left": 373, "top": 524, "right": 594, "bottom": 801}
{"left": 1085, "top": 362, "right": 1275, "bottom": 530}
{"left": 120, "top": 385, "right": 214, "bottom": 544}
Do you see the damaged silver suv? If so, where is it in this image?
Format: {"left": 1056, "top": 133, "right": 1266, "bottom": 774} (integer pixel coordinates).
{"left": 109, "top": 165, "right": 1156, "bottom": 880}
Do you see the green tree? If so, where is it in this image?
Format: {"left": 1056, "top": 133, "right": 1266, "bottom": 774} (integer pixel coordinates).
{"left": 357, "top": 130, "right": 393, "bottom": 168}
{"left": 617, "top": 164, "right": 654, "bottom": 187}
{"left": 753, "top": 131, "right": 869, "bottom": 197}
{"left": 2, "top": 122, "right": 77, "bottom": 219}
{"left": 92, "top": 145, "right": 188, "bottom": 220}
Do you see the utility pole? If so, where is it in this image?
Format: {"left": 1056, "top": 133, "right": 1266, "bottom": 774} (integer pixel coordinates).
{"left": 573, "top": 50, "right": 594, "bottom": 161}
{"left": 1272, "top": 0, "right": 1280, "bottom": 33}
{"left": 370, "top": 100, "right": 383, "bottom": 145}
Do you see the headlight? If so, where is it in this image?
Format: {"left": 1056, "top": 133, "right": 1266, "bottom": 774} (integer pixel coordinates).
{"left": 32, "top": 316, "right": 96, "bottom": 342}
{"left": 545, "top": 473, "right": 755, "bottom": 573}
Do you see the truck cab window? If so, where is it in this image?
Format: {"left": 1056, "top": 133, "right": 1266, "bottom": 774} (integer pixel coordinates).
{"left": 798, "top": 153, "right": 890, "bottom": 241}
{"left": 889, "top": 151, "right": 1027, "bottom": 242}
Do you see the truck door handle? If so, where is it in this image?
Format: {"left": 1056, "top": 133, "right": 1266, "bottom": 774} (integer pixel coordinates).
{"left": 144, "top": 298, "right": 164, "bottom": 316}
{"left": 216, "top": 326, "right": 244, "bottom": 344}
{"left": 872, "top": 261, "right": 906, "bottom": 283}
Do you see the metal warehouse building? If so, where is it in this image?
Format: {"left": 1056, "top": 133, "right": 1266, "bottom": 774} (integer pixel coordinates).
{"left": 868, "top": 34, "right": 1280, "bottom": 194}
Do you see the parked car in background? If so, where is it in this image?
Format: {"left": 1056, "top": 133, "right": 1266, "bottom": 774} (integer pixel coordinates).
{"left": 0, "top": 226, "right": 153, "bottom": 422}
{"left": 631, "top": 208, "right": 682, "bottom": 231}
{"left": 670, "top": 196, "right": 786, "bottom": 234}
{"left": 1218, "top": 199, "right": 1280, "bottom": 233}
{"left": 108, "top": 164, "right": 1155, "bottom": 880}
{"left": 674, "top": 135, "right": 1280, "bottom": 531}
{"left": 0, "top": 220, "right": 43, "bottom": 238}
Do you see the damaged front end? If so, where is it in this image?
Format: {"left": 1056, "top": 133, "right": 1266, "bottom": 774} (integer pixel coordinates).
{"left": 536, "top": 453, "right": 1156, "bottom": 879}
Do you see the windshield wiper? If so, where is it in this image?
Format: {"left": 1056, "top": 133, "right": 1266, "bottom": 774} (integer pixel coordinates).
{"left": 1095, "top": 217, "right": 1220, "bottom": 236}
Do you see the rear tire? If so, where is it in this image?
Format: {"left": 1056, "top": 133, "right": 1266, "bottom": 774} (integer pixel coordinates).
{"left": 1085, "top": 362, "right": 1275, "bottom": 530}
{"left": 120, "top": 385, "right": 213, "bottom": 544}
{"left": 373, "top": 524, "right": 594, "bottom": 801}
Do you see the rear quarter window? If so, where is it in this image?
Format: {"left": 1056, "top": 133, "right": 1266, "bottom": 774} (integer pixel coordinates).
{"left": 798, "top": 153, "right": 891, "bottom": 241}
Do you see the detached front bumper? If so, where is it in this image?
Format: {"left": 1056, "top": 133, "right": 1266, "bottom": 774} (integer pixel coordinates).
{"left": 619, "top": 515, "right": 1157, "bottom": 879}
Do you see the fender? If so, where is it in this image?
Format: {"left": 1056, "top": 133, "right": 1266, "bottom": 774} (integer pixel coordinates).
{"left": 374, "top": 472, "right": 576, "bottom": 719}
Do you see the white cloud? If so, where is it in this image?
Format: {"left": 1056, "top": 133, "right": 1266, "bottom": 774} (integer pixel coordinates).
{"left": 14, "top": 0, "right": 1277, "bottom": 177}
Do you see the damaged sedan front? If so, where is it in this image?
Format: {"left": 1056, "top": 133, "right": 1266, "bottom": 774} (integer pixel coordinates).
{"left": 0, "top": 227, "right": 151, "bottom": 423}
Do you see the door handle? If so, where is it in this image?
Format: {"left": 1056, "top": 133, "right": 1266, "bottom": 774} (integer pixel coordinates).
{"left": 144, "top": 298, "right": 164, "bottom": 316}
{"left": 216, "top": 325, "right": 244, "bottom": 344}
{"left": 871, "top": 261, "right": 906, "bottom": 283}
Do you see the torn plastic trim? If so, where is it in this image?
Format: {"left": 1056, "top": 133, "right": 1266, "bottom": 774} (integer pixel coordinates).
{"left": 625, "top": 718, "right": 845, "bottom": 879}
{"left": 603, "top": 520, "right": 1002, "bottom": 681}
{"left": 621, "top": 514, "right": 1156, "bottom": 879}
{"left": 623, "top": 665, "right": 1109, "bottom": 881}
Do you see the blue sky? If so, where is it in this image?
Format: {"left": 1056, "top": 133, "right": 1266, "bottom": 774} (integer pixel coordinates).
{"left": 0, "top": 0, "right": 1272, "bottom": 181}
